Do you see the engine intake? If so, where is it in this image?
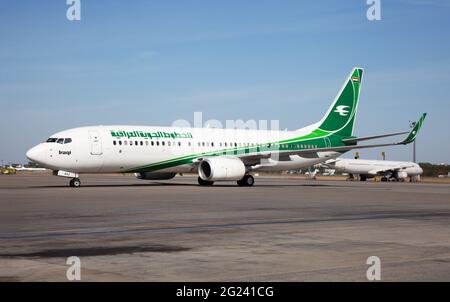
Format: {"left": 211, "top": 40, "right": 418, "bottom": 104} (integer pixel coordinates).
{"left": 199, "top": 157, "right": 246, "bottom": 181}
{"left": 396, "top": 171, "right": 408, "bottom": 179}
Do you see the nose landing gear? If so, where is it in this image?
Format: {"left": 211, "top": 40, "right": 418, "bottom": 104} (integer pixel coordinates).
{"left": 69, "top": 178, "right": 81, "bottom": 187}
{"left": 53, "top": 170, "right": 81, "bottom": 187}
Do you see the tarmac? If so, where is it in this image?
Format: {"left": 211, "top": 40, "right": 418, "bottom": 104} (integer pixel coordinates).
{"left": 1, "top": 173, "right": 450, "bottom": 281}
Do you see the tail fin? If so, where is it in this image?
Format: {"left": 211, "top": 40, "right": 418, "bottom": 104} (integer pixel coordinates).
{"left": 317, "top": 67, "right": 363, "bottom": 137}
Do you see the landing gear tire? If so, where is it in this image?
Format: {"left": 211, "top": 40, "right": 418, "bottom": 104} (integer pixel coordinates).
{"left": 381, "top": 177, "right": 388, "bottom": 182}
{"left": 70, "top": 178, "right": 81, "bottom": 188}
{"left": 360, "top": 175, "right": 367, "bottom": 182}
{"left": 237, "top": 175, "right": 254, "bottom": 187}
{"left": 198, "top": 177, "right": 214, "bottom": 186}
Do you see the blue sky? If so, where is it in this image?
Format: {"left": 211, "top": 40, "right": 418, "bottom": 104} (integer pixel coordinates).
{"left": 1, "top": 0, "right": 450, "bottom": 164}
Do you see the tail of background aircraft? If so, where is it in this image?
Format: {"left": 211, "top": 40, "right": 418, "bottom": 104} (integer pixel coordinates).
{"left": 316, "top": 67, "right": 363, "bottom": 138}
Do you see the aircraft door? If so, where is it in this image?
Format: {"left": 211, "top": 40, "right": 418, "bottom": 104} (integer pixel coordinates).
{"left": 89, "top": 130, "right": 103, "bottom": 155}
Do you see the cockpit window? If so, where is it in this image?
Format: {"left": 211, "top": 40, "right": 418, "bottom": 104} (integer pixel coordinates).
{"left": 46, "top": 137, "right": 72, "bottom": 143}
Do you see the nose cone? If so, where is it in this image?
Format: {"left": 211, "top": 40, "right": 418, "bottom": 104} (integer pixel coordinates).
{"left": 26, "top": 144, "right": 47, "bottom": 166}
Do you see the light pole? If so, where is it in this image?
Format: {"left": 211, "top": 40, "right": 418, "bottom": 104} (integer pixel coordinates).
{"left": 409, "top": 121, "right": 417, "bottom": 163}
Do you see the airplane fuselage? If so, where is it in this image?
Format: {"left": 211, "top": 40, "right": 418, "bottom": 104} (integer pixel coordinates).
{"left": 329, "top": 158, "right": 423, "bottom": 179}
{"left": 26, "top": 125, "right": 341, "bottom": 175}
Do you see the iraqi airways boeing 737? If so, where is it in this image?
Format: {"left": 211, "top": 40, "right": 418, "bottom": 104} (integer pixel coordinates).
{"left": 26, "top": 68, "right": 426, "bottom": 187}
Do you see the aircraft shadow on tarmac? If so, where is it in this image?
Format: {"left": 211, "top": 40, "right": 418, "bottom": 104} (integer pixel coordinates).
{"left": 23, "top": 182, "right": 355, "bottom": 189}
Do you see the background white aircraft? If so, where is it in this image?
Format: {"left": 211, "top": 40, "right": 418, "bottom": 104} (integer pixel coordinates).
{"left": 13, "top": 165, "right": 47, "bottom": 172}
{"left": 323, "top": 158, "right": 423, "bottom": 182}
{"left": 25, "top": 68, "right": 426, "bottom": 187}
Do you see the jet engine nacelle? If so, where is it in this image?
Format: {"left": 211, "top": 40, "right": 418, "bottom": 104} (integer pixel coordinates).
{"left": 135, "top": 172, "right": 176, "bottom": 180}
{"left": 198, "top": 157, "right": 246, "bottom": 181}
{"left": 396, "top": 171, "right": 408, "bottom": 179}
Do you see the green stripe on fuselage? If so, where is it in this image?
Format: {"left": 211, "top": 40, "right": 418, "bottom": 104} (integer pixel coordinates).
{"left": 126, "top": 130, "right": 349, "bottom": 173}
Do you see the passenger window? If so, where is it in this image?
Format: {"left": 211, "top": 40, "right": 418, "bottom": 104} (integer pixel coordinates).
{"left": 145, "top": 141, "right": 148, "bottom": 146}
{"left": 162, "top": 141, "right": 165, "bottom": 146}
{"left": 156, "top": 141, "right": 160, "bottom": 146}
{"left": 140, "top": 141, "right": 143, "bottom": 146}
{"left": 124, "top": 141, "right": 128, "bottom": 146}
{"left": 178, "top": 142, "right": 181, "bottom": 146}
{"left": 168, "top": 141, "right": 171, "bottom": 146}
{"left": 119, "top": 141, "right": 122, "bottom": 146}
{"left": 151, "top": 141, "right": 154, "bottom": 146}
{"left": 113, "top": 141, "right": 117, "bottom": 146}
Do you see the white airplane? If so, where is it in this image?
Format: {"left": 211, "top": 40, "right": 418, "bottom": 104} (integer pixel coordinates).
{"left": 13, "top": 165, "right": 47, "bottom": 172}
{"left": 26, "top": 68, "right": 427, "bottom": 187}
{"left": 323, "top": 158, "right": 423, "bottom": 181}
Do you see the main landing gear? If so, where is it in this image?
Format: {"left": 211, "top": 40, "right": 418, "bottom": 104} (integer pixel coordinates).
{"left": 237, "top": 175, "right": 254, "bottom": 187}
{"left": 197, "top": 175, "right": 255, "bottom": 186}
{"left": 198, "top": 177, "right": 214, "bottom": 186}
{"left": 69, "top": 178, "right": 81, "bottom": 187}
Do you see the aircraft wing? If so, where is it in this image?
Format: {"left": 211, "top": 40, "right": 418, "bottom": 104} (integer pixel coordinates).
{"left": 341, "top": 131, "right": 409, "bottom": 144}
{"left": 239, "top": 113, "right": 427, "bottom": 163}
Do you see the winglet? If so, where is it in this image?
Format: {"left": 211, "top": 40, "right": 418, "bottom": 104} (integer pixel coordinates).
{"left": 401, "top": 113, "right": 427, "bottom": 145}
